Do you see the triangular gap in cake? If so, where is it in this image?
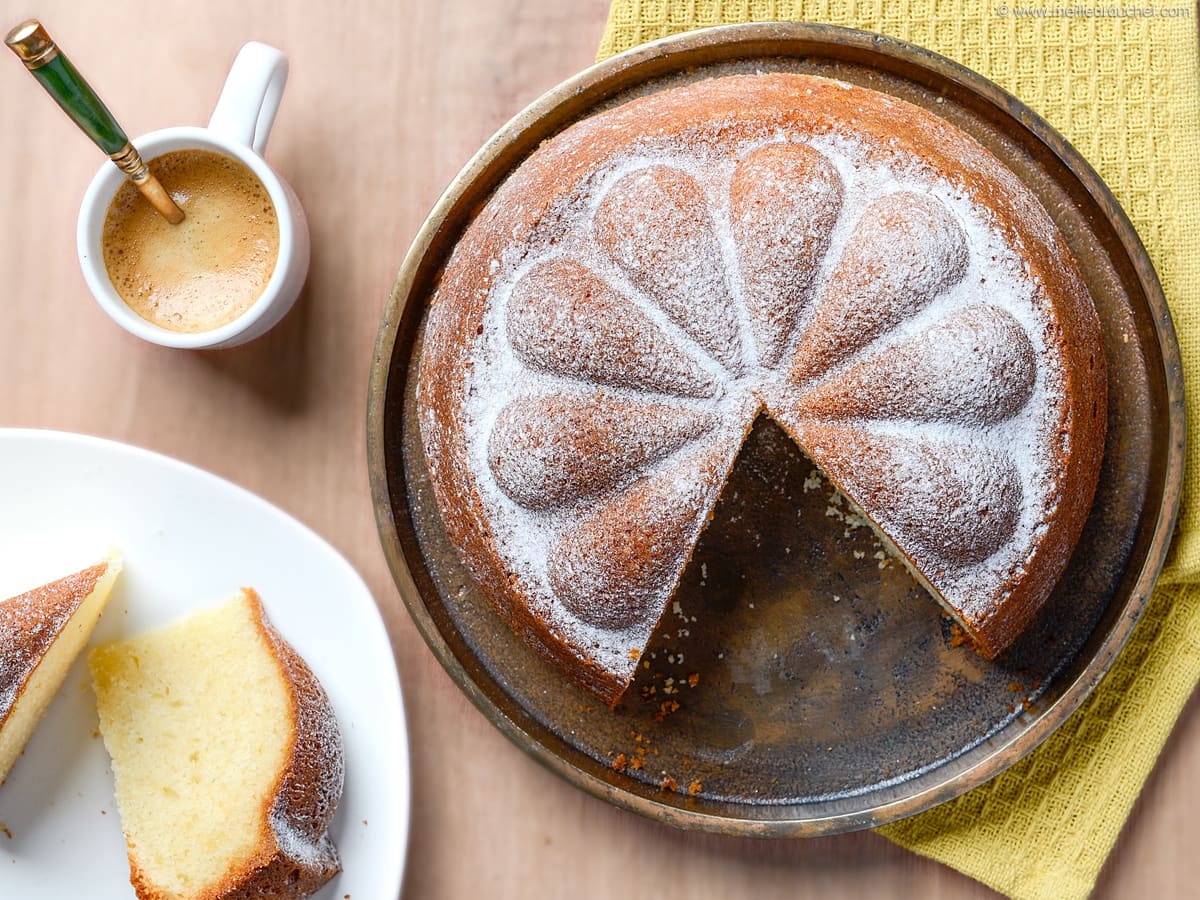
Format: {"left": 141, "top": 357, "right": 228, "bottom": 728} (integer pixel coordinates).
{"left": 600, "top": 392, "right": 1036, "bottom": 703}
{"left": 599, "top": 400, "right": 985, "bottom": 705}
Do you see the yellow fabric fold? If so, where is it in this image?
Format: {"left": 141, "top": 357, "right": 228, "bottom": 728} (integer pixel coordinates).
{"left": 598, "top": 4, "right": 1200, "bottom": 899}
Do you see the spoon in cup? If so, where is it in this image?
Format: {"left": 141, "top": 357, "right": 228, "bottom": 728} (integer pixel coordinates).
{"left": 5, "top": 19, "right": 184, "bottom": 224}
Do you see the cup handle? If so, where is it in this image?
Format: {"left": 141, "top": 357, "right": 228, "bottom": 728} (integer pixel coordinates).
{"left": 208, "top": 42, "right": 288, "bottom": 156}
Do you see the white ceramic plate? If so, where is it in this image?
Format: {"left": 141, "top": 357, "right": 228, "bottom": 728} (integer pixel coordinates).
{"left": 0, "top": 429, "right": 408, "bottom": 899}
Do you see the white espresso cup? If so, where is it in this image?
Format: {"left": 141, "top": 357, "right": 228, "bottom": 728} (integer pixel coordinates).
{"left": 77, "top": 42, "right": 310, "bottom": 349}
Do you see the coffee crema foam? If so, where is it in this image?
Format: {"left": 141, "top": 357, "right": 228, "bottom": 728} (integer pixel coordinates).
{"left": 102, "top": 149, "right": 280, "bottom": 334}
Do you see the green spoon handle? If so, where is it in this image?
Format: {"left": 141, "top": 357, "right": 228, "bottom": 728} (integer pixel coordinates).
{"left": 5, "top": 20, "right": 127, "bottom": 155}
{"left": 28, "top": 51, "right": 128, "bottom": 155}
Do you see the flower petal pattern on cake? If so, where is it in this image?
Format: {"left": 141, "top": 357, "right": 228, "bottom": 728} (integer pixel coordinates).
{"left": 795, "top": 423, "right": 1023, "bottom": 566}
{"left": 730, "top": 143, "right": 843, "bottom": 369}
{"left": 790, "top": 191, "right": 970, "bottom": 383}
{"left": 488, "top": 392, "right": 717, "bottom": 510}
{"left": 793, "top": 305, "right": 1037, "bottom": 425}
{"left": 548, "top": 440, "right": 735, "bottom": 630}
{"left": 594, "top": 166, "right": 744, "bottom": 373}
{"left": 501, "top": 177, "right": 1035, "bottom": 624}
{"left": 507, "top": 258, "right": 719, "bottom": 398}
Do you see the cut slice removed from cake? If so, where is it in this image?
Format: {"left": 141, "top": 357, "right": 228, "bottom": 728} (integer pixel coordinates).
{"left": 89, "top": 588, "right": 344, "bottom": 900}
{"left": 0, "top": 553, "right": 122, "bottom": 787}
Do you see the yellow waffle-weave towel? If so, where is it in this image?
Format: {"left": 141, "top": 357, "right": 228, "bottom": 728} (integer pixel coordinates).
{"left": 600, "top": 4, "right": 1200, "bottom": 900}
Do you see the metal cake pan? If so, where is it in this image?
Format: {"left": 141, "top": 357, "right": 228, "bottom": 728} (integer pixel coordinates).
{"left": 367, "top": 23, "right": 1185, "bottom": 835}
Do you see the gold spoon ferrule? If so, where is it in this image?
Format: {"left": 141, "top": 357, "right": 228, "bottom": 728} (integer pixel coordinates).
{"left": 5, "top": 20, "right": 58, "bottom": 69}
{"left": 109, "top": 142, "right": 185, "bottom": 225}
{"left": 109, "top": 142, "right": 150, "bottom": 180}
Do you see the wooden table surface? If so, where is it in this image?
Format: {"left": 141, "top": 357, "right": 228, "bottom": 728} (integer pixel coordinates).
{"left": 0, "top": 2, "right": 1195, "bottom": 897}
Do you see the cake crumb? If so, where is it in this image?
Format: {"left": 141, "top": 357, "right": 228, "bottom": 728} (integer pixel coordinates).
{"left": 659, "top": 777, "right": 679, "bottom": 792}
{"left": 654, "top": 700, "right": 680, "bottom": 722}
{"left": 627, "top": 648, "right": 640, "bottom": 661}
{"left": 611, "top": 753, "right": 628, "bottom": 773}
{"left": 687, "top": 779, "right": 703, "bottom": 796}
{"left": 629, "top": 755, "right": 645, "bottom": 770}
{"left": 687, "top": 673, "right": 700, "bottom": 688}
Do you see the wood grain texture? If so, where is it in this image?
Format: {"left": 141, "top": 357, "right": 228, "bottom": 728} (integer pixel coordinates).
{"left": 0, "top": 2, "right": 1192, "bottom": 898}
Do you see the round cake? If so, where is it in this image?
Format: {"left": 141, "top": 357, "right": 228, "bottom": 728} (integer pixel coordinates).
{"left": 417, "top": 72, "right": 1107, "bottom": 706}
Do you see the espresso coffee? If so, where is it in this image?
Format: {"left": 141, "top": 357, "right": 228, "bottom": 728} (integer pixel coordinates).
{"left": 102, "top": 149, "right": 280, "bottom": 333}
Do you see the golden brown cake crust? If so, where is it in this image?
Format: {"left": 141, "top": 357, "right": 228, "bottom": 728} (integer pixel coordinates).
{"left": 0, "top": 562, "right": 108, "bottom": 731}
{"left": 417, "top": 72, "right": 1107, "bottom": 702}
{"left": 126, "top": 589, "right": 343, "bottom": 900}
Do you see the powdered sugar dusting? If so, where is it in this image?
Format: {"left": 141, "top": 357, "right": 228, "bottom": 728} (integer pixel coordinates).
{"left": 547, "top": 434, "right": 748, "bottom": 631}
{"left": 796, "top": 305, "right": 1037, "bottom": 425}
{"left": 507, "top": 258, "right": 720, "bottom": 398}
{"left": 488, "top": 392, "right": 718, "bottom": 510}
{"left": 791, "top": 188, "right": 969, "bottom": 382}
{"left": 595, "top": 166, "right": 745, "bottom": 373}
{"left": 731, "top": 142, "right": 843, "bottom": 368}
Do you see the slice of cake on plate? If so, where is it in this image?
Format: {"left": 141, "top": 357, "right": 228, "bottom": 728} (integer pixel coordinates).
{"left": 89, "top": 588, "right": 344, "bottom": 900}
{"left": 0, "top": 554, "right": 122, "bottom": 786}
